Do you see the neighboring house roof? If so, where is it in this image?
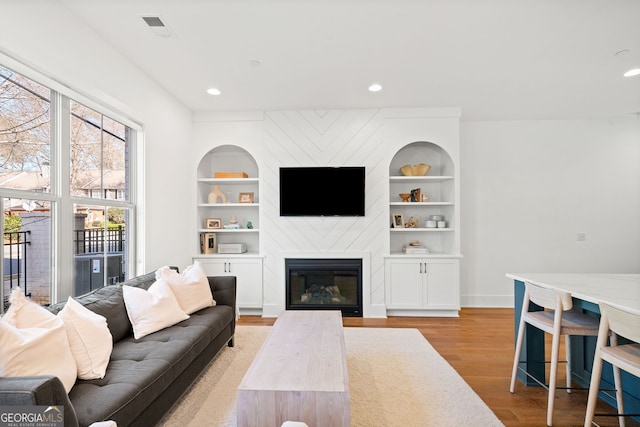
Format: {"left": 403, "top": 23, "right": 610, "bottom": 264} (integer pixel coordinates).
{"left": 0, "top": 171, "right": 49, "bottom": 191}
{"left": 75, "top": 170, "right": 125, "bottom": 190}
{"left": 0, "top": 170, "right": 125, "bottom": 192}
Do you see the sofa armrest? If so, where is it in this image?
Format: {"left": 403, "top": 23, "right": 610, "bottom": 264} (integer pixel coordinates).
{"left": 0, "top": 376, "right": 79, "bottom": 427}
{"left": 208, "top": 276, "right": 237, "bottom": 314}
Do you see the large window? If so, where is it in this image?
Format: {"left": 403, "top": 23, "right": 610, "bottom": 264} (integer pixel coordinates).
{"left": 0, "top": 63, "right": 139, "bottom": 312}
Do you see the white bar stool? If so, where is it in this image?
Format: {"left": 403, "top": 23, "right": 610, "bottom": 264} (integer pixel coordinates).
{"left": 584, "top": 302, "right": 640, "bottom": 427}
{"left": 510, "top": 281, "right": 600, "bottom": 426}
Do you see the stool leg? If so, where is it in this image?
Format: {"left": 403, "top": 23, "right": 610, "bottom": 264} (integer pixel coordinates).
{"left": 566, "top": 335, "right": 572, "bottom": 394}
{"left": 548, "top": 328, "right": 561, "bottom": 426}
{"left": 610, "top": 334, "right": 625, "bottom": 427}
{"left": 510, "top": 314, "right": 527, "bottom": 393}
{"left": 585, "top": 320, "right": 609, "bottom": 427}
{"left": 612, "top": 364, "right": 625, "bottom": 427}
{"left": 584, "top": 353, "right": 603, "bottom": 427}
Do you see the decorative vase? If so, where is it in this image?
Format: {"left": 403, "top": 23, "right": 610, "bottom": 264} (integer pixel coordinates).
{"left": 208, "top": 185, "right": 227, "bottom": 203}
{"left": 399, "top": 193, "right": 412, "bottom": 202}
{"left": 400, "top": 163, "right": 432, "bottom": 176}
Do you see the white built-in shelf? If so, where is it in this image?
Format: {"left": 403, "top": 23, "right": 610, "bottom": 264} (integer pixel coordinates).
{"left": 198, "top": 228, "right": 259, "bottom": 233}
{"left": 387, "top": 253, "right": 464, "bottom": 259}
{"left": 389, "top": 176, "right": 453, "bottom": 183}
{"left": 195, "top": 252, "right": 262, "bottom": 258}
{"left": 198, "top": 203, "right": 259, "bottom": 208}
{"left": 198, "top": 177, "right": 259, "bottom": 184}
{"left": 389, "top": 202, "right": 454, "bottom": 206}
{"left": 196, "top": 146, "right": 260, "bottom": 256}
{"left": 391, "top": 228, "right": 454, "bottom": 232}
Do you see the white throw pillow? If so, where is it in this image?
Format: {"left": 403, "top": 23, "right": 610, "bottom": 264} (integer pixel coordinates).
{"left": 2, "top": 287, "right": 59, "bottom": 329}
{"left": 123, "top": 280, "right": 189, "bottom": 339}
{"left": 0, "top": 288, "right": 78, "bottom": 393}
{"left": 58, "top": 296, "right": 113, "bottom": 380}
{"left": 156, "top": 262, "right": 215, "bottom": 314}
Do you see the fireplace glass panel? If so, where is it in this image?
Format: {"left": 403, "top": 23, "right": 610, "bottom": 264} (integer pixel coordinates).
{"left": 286, "top": 258, "right": 362, "bottom": 317}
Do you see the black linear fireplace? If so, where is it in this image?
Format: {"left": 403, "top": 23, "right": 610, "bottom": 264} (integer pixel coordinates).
{"left": 285, "top": 258, "right": 363, "bottom": 317}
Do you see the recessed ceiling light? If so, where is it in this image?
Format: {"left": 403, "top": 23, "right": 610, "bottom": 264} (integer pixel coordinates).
{"left": 206, "top": 87, "right": 221, "bottom": 96}
{"left": 368, "top": 83, "right": 382, "bottom": 92}
{"left": 623, "top": 68, "right": 640, "bottom": 77}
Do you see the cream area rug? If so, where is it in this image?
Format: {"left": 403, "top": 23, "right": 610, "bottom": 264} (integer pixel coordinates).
{"left": 159, "top": 326, "right": 504, "bottom": 427}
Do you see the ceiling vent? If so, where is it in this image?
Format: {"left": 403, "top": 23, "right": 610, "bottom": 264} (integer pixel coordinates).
{"left": 141, "top": 16, "right": 172, "bottom": 37}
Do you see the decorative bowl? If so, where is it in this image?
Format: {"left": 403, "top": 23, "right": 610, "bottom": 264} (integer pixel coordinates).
{"left": 399, "top": 193, "right": 412, "bottom": 202}
{"left": 400, "top": 163, "right": 431, "bottom": 176}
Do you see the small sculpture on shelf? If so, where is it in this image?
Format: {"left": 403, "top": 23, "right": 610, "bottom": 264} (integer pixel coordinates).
{"left": 223, "top": 215, "right": 241, "bottom": 229}
{"left": 208, "top": 185, "right": 227, "bottom": 203}
{"left": 246, "top": 221, "right": 253, "bottom": 229}
{"left": 405, "top": 216, "right": 419, "bottom": 228}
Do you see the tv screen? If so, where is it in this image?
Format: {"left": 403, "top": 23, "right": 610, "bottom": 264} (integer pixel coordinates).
{"left": 280, "top": 167, "right": 365, "bottom": 216}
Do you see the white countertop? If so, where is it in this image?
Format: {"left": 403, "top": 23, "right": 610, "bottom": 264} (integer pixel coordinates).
{"left": 506, "top": 273, "right": 640, "bottom": 315}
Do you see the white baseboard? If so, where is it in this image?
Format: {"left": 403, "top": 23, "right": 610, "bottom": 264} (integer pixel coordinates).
{"left": 461, "top": 295, "right": 513, "bottom": 308}
{"left": 386, "top": 309, "right": 460, "bottom": 317}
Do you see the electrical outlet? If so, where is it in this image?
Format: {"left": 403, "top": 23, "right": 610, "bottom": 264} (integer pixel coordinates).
{"left": 577, "top": 232, "right": 587, "bottom": 242}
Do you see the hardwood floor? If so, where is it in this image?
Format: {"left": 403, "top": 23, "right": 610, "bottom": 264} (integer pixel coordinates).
{"left": 238, "top": 308, "right": 639, "bottom": 427}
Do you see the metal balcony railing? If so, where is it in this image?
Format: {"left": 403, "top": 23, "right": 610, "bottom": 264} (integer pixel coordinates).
{"left": 74, "top": 226, "right": 125, "bottom": 254}
{"left": 3, "top": 230, "right": 31, "bottom": 297}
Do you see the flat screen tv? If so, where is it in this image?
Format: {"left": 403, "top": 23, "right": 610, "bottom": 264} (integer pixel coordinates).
{"left": 280, "top": 167, "right": 365, "bottom": 216}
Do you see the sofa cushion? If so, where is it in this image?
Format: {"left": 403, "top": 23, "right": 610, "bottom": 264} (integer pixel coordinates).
{"left": 58, "top": 296, "right": 113, "bottom": 380}
{"left": 0, "top": 288, "right": 77, "bottom": 393}
{"left": 47, "top": 271, "right": 157, "bottom": 343}
{"left": 122, "top": 280, "right": 189, "bottom": 339}
{"left": 156, "top": 261, "right": 215, "bottom": 314}
{"left": 67, "top": 304, "right": 234, "bottom": 426}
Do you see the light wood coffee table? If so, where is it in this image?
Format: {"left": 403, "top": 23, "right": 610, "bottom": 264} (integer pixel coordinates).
{"left": 237, "top": 310, "right": 350, "bottom": 427}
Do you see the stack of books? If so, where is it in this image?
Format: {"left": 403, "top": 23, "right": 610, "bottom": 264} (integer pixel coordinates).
{"left": 402, "top": 245, "right": 429, "bottom": 254}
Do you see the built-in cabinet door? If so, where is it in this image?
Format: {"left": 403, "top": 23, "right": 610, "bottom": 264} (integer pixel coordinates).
{"left": 385, "top": 257, "right": 460, "bottom": 313}
{"left": 385, "top": 258, "right": 424, "bottom": 309}
{"left": 195, "top": 257, "right": 263, "bottom": 309}
{"left": 423, "top": 259, "right": 459, "bottom": 309}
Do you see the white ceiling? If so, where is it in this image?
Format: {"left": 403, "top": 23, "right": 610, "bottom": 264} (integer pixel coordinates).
{"left": 58, "top": 0, "right": 640, "bottom": 120}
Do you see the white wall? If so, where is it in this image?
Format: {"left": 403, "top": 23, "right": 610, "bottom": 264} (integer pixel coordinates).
{"left": 0, "top": 1, "right": 194, "bottom": 273}
{"left": 460, "top": 118, "right": 640, "bottom": 306}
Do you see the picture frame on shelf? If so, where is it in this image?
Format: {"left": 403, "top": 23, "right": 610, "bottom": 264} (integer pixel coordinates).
{"left": 200, "top": 232, "right": 217, "bottom": 254}
{"left": 392, "top": 213, "right": 404, "bottom": 228}
{"left": 239, "top": 192, "right": 254, "bottom": 203}
{"left": 205, "top": 218, "right": 222, "bottom": 229}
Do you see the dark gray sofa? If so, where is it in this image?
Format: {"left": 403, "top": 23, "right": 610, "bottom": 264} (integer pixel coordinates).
{"left": 0, "top": 271, "right": 236, "bottom": 427}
